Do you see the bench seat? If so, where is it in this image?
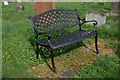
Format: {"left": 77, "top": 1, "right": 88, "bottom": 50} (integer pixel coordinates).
{"left": 38, "top": 30, "right": 97, "bottom": 49}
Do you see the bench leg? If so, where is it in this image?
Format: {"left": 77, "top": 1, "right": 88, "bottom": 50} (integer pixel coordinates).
{"left": 36, "top": 43, "right": 39, "bottom": 59}
{"left": 50, "top": 48, "right": 56, "bottom": 73}
{"left": 95, "top": 34, "right": 99, "bottom": 54}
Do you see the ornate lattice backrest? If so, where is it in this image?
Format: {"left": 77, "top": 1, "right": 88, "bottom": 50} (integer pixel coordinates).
{"left": 32, "top": 9, "right": 80, "bottom": 33}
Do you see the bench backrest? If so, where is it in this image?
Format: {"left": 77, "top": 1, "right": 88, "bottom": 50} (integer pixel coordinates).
{"left": 30, "top": 9, "right": 80, "bottom": 33}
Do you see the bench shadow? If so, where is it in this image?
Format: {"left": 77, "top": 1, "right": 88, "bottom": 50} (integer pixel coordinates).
{"left": 82, "top": 43, "right": 96, "bottom": 53}
{"left": 43, "top": 41, "right": 97, "bottom": 72}
{"left": 44, "top": 59, "right": 53, "bottom": 72}
{"left": 41, "top": 42, "right": 84, "bottom": 72}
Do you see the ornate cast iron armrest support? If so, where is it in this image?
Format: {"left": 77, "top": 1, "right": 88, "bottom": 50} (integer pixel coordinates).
{"left": 83, "top": 20, "right": 97, "bottom": 26}
{"left": 35, "top": 32, "right": 46, "bottom": 39}
{"left": 35, "top": 32, "right": 53, "bottom": 47}
{"left": 47, "top": 34, "right": 53, "bottom": 48}
{"left": 81, "top": 18, "right": 98, "bottom": 30}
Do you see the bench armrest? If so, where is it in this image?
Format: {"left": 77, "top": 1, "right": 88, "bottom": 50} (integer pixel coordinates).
{"left": 80, "top": 18, "right": 98, "bottom": 30}
{"left": 83, "top": 20, "right": 97, "bottom": 26}
{"left": 36, "top": 32, "right": 52, "bottom": 40}
{"left": 35, "top": 32, "right": 53, "bottom": 47}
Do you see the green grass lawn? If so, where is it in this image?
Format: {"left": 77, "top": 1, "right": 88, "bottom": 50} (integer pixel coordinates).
{"left": 2, "top": 2, "right": 119, "bottom": 78}
{"left": 71, "top": 55, "right": 119, "bottom": 78}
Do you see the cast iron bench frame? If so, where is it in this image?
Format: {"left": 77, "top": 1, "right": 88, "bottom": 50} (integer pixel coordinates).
{"left": 29, "top": 9, "right": 99, "bottom": 73}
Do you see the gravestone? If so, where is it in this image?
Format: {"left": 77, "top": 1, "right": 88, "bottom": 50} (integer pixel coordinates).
{"left": 112, "top": 2, "right": 119, "bottom": 13}
{"left": 16, "top": 3, "right": 25, "bottom": 11}
{"left": 34, "top": 2, "right": 55, "bottom": 14}
{"left": 85, "top": 12, "right": 106, "bottom": 26}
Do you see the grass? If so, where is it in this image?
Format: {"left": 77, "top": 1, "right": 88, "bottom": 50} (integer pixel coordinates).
{"left": 0, "top": 2, "right": 2, "bottom": 79}
{"left": 71, "top": 55, "right": 119, "bottom": 78}
{"left": 56, "top": 2, "right": 112, "bottom": 17}
{"left": 2, "top": 2, "right": 38, "bottom": 78}
{"left": 2, "top": 2, "right": 119, "bottom": 78}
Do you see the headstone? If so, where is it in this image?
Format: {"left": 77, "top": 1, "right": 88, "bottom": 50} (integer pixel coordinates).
{"left": 112, "top": 2, "right": 119, "bottom": 13}
{"left": 85, "top": 12, "right": 106, "bottom": 26}
{"left": 3, "top": 1, "right": 9, "bottom": 5}
{"left": 16, "top": 3, "right": 25, "bottom": 11}
{"left": 17, "top": 0, "right": 21, "bottom": 2}
{"left": 34, "top": 2, "right": 55, "bottom": 14}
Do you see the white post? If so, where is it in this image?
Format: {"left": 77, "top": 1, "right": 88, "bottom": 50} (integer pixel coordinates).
{"left": 3, "top": 1, "right": 9, "bottom": 5}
